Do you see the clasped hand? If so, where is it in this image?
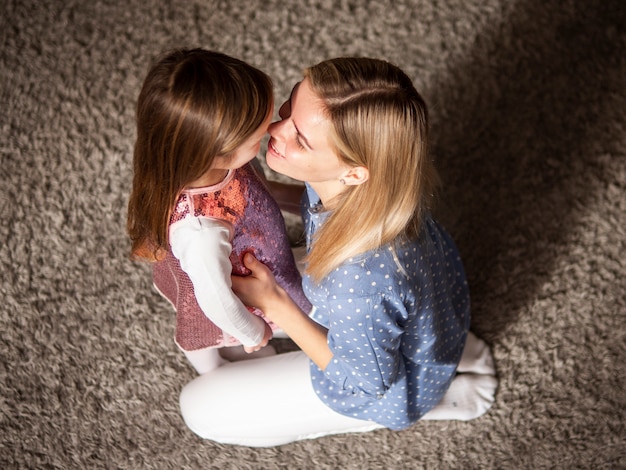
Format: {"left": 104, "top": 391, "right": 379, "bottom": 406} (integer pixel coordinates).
{"left": 232, "top": 252, "right": 283, "bottom": 312}
{"left": 234, "top": 252, "right": 332, "bottom": 369}
{"left": 232, "top": 252, "right": 285, "bottom": 353}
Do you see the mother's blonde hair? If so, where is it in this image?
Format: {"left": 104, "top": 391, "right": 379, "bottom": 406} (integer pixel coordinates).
{"left": 304, "top": 57, "right": 439, "bottom": 281}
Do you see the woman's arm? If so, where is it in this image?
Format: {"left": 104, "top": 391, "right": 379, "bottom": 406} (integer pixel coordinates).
{"left": 231, "top": 252, "right": 332, "bottom": 369}
{"left": 264, "top": 180, "right": 304, "bottom": 215}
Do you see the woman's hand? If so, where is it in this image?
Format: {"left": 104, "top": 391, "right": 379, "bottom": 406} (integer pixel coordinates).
{"left": 232, "top": 253, "right": 334, "bottom": 370}
{"left": 231, "top": 253, "right": 286, "bottom": 316}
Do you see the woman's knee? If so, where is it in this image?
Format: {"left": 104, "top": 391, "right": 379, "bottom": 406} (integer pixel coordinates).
{"left": 178, "top": 376, "right": 213, "bottom": 439}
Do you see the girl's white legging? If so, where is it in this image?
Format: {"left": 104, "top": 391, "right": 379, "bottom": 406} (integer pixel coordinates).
{"left": 178, "top": 332, "right": 497, "bottom": 447}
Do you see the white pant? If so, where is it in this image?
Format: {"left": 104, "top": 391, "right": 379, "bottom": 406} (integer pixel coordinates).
{"left": 178, "top": 332, "right": 496, "bottom": 447}
{"left": 179, "top": 351, "right": 383, "bottom": 447}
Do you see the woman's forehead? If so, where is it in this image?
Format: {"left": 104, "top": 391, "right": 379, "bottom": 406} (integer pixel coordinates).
{"left": 291, "top": 79, "right": 325, "bottom": 122}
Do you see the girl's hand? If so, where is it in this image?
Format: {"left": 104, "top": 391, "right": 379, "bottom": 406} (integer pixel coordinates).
{"left": 243, "top": 322, "right": 273, "bottom": 353}
{"left": 231, "top": 253, "right": 285, "bottom": 318}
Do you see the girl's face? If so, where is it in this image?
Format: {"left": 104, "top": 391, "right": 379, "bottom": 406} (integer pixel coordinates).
{"left": 266, "top": 79, "right": 351, "bottom": 185}
{"left": 216, "top": 107, "right": 274, "bottom": 171}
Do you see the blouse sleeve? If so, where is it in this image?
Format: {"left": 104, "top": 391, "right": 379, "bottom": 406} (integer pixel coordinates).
{"left": 322, "top": 292, "right": 404, "bottom": 398}
{"left": 169, "top": 216, "right": 266, "bottom": 347}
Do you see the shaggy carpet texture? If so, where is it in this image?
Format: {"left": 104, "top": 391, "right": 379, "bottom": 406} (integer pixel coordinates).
{"left": 1, "top": 0, "right": 624, "bottom": 468}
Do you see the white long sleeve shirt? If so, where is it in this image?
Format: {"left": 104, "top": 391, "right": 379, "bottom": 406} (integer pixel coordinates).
{"left": 169, "top": 216, "right": 266, "bottom": 347}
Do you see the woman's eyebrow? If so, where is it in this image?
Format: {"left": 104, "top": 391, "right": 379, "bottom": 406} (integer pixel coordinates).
{"left": 288, "top": 82, "right": 314, "bottom": 150}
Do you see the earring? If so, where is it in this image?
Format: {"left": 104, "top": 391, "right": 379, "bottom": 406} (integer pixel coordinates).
{"left": 340, "top": 179, "right": 346, "bottom": 185}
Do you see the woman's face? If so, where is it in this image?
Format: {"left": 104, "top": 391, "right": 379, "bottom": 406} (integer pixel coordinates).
{"left": 266, "top": 78, "right": 351, "bottom": 185}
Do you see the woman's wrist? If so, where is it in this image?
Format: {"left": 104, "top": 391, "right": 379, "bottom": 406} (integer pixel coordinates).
{"left": 262, "top": 290, "right": 332, "bottom": 370}
{"left": 262, "top": 286, "right": 296, "bottom": 323}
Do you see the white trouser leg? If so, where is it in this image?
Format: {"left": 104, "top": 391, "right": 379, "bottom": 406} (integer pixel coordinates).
{"left": 182, "top": 347, "right": 224, "bottom": 375}
{"left": 179, "top": 351, "right": 382, "bottom": 447}
{"left": 179, "top": 332, "right": 499, "bottom": 446}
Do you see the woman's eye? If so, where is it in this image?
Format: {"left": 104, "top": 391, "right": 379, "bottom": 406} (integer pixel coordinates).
{"left": 295, "top": 135, "right": 306, "bottom": 150}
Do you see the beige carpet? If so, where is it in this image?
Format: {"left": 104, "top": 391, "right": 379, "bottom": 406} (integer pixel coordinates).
{"left": 1, "top": 0, "right": 625, "bottom": 468}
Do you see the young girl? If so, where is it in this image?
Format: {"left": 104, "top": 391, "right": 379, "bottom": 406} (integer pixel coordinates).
{"left": 179, "top": 57, "right": 497, "bottom": 446}
{"left": 127, "top": 49, "right": 311, "bottom": 374}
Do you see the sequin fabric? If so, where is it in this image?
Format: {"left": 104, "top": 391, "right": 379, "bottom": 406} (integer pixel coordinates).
{"left": 153, "top": 163, "right": 312, "bottom": 350}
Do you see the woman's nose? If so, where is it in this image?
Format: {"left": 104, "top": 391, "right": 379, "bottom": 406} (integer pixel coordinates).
{"left": 268, "top": 119, "right": 283, "bottom": 138}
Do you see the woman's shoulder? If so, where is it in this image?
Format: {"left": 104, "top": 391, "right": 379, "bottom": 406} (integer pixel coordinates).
{"left": 321, "top": 246, "right": 403, "bottom": 295}
{"left": 319, "top": 214, "right": 464, "bottom": 278}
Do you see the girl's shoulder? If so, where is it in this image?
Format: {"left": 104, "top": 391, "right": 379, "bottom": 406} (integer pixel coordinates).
{"left": 169, "top": 170, "right": 239, "bottom": 225}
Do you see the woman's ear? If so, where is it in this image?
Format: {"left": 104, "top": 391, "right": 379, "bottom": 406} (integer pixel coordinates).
{"left": 342, "top": 166, "right": 369, "bottom": 186}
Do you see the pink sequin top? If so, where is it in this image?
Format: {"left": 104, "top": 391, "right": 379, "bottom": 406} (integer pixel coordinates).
{"left": 153, "top": 163, "right": 311, "bottom": 350}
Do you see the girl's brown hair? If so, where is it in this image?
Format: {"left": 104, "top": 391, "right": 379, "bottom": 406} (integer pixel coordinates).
{"left": 127, "top": 49, "right": 273, "bottom": 261}
{"left": 304, "top": 57, "right": 439, "bottom": 281}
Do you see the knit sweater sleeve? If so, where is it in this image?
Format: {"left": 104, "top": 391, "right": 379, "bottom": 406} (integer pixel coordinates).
{"left": 170, "top": 216, "right": 266, "bottom": 347}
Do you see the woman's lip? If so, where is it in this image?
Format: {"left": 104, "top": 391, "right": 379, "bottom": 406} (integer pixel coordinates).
{"left": 267, "top": 139, "right": 285, "bottom": 159}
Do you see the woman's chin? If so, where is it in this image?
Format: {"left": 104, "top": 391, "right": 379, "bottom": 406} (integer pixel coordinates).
{"left": 266, "top": 150, "right": 285, "bottom": 172}
{"left": 265, "top": 153, "right": 279, "bottom": 172}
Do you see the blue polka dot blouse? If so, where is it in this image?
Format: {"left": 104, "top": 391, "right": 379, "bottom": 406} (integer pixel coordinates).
{"left": 301, "top": 185, "right": 470, "bottom": 430}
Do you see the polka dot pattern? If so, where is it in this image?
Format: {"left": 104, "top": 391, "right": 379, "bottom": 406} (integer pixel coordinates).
{"left": 301, "top": 186, "right": 470, "bottom": 430}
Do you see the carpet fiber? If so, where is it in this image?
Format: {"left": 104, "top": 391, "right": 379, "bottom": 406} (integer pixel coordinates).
{"left": 1, "top": 0, "right": 625, "bottom": 468}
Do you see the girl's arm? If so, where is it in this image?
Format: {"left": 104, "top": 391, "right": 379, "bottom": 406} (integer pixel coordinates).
{"left": 231, "top": 252, "right": 332, "bottom": 369}
{"left": 171, "top": 217, "right": 270, "bottom": 351}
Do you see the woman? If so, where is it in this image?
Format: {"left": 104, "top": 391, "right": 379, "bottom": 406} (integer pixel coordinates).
{"left": 179, "top": 57, "right": 497, "bottom": 447}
